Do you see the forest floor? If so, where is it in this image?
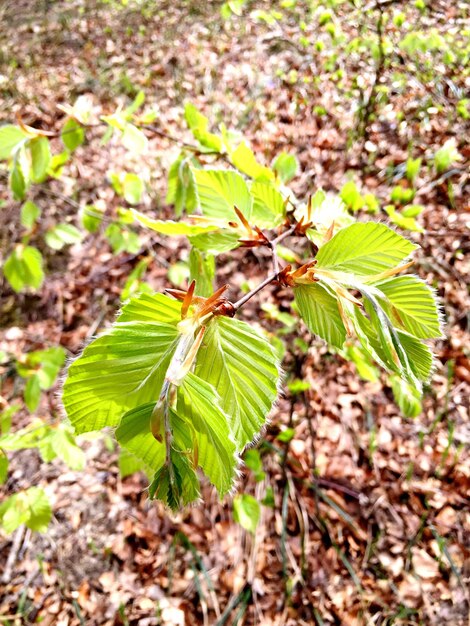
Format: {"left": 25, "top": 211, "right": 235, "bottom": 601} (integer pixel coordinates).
{"left": 0, "top": 1, "right": 469, "bottom": 625}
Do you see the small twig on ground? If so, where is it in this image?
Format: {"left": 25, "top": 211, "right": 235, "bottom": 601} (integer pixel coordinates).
{"left": 2, "top": 524, "right": 25, "bottom": 584}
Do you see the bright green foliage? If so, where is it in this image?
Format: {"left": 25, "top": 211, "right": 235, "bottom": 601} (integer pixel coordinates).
{"left": 293, "top": 222, "right": 440, "bottom": 396}
{"left": 63, "top": 288, "right": 280, "bottom": 508}
{"left": 16, "top": 347, "right": 66, "bottom": 412}
{"left": 374, "top": 275, "right": 442, "bottom": 339}
{"left": 185, "top": 103, "right": 223, "bottom": 153}
{"left": 389, "top": 375, "right": 422, "bottom": 418}
{"left": 193, "top": 169, "right": 252, "bottom": 221}
{"left": 294, "top": 282, "right": 346, "bottom": 348}
{"left": 244, "top": 449, "right": 266, "bottom": 482}
{"left": 63, "top": 294, "right": 181, "bottom": 434}
{"left": 250, "top": 181, "right": 286, "bottom": 227}
{"left": 20, "top": 201, "right": 41, "bottom": 229}
{"left": 29, "top": 137, "right": 51, "bottom": 183}
{"left": 272, "top": 152, "right": 298, "bottom": 183}
{"left": 80, "top": 205, "right": 104, "bottom": 233}
{"left": 233, "top": 494, "right": 261, "bottom": 534}
{"left": 0, "top": 124, "right": 27, "bottom": 159}
{"left": 3, "top": 244, "right": 44, "bottom": 292}
{"left": 1, "top": 420, "right": 87, "bottom": 470}
{"left": 110, "top": 172, "right": 144, "bottom": 205}
{"left": 434, "top": 140, "right": 462, "bottom": 174}
{"left": 61, "top": 118, "right": 85, "bottom": 152}
{"left": 0, "top": 487, "right": 52, "bottom": 533}
{"left": 315, "top": 222, "right": 417, "bottom": 275}
{"left": 340, "top": 181, "right": 364, "bottom": 212}
{"left": 45, "top": 223, "right": 83, "bottom": 250}
{"left": 231, "top": 142, "right": 273, "bottom": 181}
{"left": 189, "top": 248, "right": 215, "bottom": 297}
{"left": 194, "top": 315, "right": 280, "bottom": 449}
{"left": 0, "top": 452, "right": 8, "bottom": 484}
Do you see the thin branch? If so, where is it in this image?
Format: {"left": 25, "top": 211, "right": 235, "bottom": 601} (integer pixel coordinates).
{"left": 232, "top": 224, "right": 297, "bottom": 311}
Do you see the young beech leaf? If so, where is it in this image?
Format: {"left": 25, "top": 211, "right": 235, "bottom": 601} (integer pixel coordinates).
{"left": 294, "top": 282, "right": 347, "bottom": 348}
{"left": 189, "top": 248, "right": 215, "bottom": 297}
{"left": 374, "top": 275, "right": 443, "bottom": 339}
{"left": 315, "top": 222, "right": 417, "bottom": 276}
{"left": 118, "top": 449, "right": 148, "bottom": 479}
{"left": 0, "top": 124, "right": 27, "bottom": 160}
{"left": 63, "top": 294, "right": 181, "bottom": 434}
{"left": 230, "top": 141, "right": 274, "bottom": 181}
{"left": 233, "top": 494, "right": 261, "bottom": 534}
{"left": 3, "top": 245, "right": 44, "bottom": 293}
{"left": 132, "top": 209, "right": 220, "bottom": 237}
{"left": 192, "top": 169, "right": 252, "bottom": 221}
{"left": 272, "top": 152, "right": 298, "bottom": 183}
{"left": 194, "top": 315, "right": 280, "bottom": 450}
{"left": 177, "top": 373, "right": 237, "bottom": 495}
{"left": 116, "top": 402, "right": 190, "bottom": 471}
{"left": 250, "top": 181, "right": 286, "bottom": 228}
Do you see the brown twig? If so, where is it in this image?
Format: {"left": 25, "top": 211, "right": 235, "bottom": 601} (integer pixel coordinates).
{"left": 232, "top": 224, "right": 297, "bottom": 311}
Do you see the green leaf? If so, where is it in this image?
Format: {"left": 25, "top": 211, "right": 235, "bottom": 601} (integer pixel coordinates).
{"left": 118, "top": 448, "right": 148, "bottom": 478}
{"left": 189, "top": 229, "right": 240, "bottom": 254}
{"left": 132, "top": 209, "right": 220, "bottom": 237}
{"left": 340, "top": 181, "right": 363, "bottom": 212}
{"left": 80, "top": 205, "right": 104, "bottom": 233}
{"left": 122, "top": 123, "right": 147, "bottom": 154}
{"left": 20, "top": 201, "right": 41, "bottom": 229}
{"left": 231, "top": 142, "right": 273, "bottom": 181}
{"left": 61, "top": 118, "right": 85, "bottom": 152}
{"left": 294, "top": 282, "right": 346, "bottom": 348}
{"left": 48, "top": 150, "right": 69, "bottom": 178}
{"left": 406, "top": 157, "right": 422, "bottom": 184}
{"left": 250, "top": 181, "right": 286, "bottom": 227}
{"left": 24, "top": 375, "right": 41, "bottom": 412}
{"left": 375, "top": 275, "right": 442, "bottom": 338}
{"left": 192, "top": 169, "right": 252, "bottom": 221}
{"left": 63, "top": 294, "right": 181, "bottom": 433}
{"left": 195, "top": 315, "right": 280, "bottom": 449}
{"left": 185, "top": 102, "right": 209, "bottom": 132}
{"left": 166, "top": 154, "right": 198, "bottom": 216}
{"left": 115, "top": 403, "right": 166, "bottom": 470}
{"left": 178, "top": 373, "right": 237, "bottom": 494}
{"left": 0, "top": 125, "right": 27, "bottom": 159}
{"left": 10, "top": 158, "right": 26, "bottom": 200}
{"left": 243, "top": 449, "right": 265, "bottom": 482}
{"left": 122, "top": 173, "right": 144, "bottom": 205}
{"left": 233, "top": 494, "right": 260, "bottom": 534}
{"left": 3, "top": 245, "right": 44, "bottom": 292}
{"left": 184, "top": 103, "right": 223, "bottom": 152}
{"left": 385, "top": 205, "right": 424, "bottom": 233}
{"left": 17, "top": 347, "right": 66, "bottom": 389}
{"left": 148, "top": 450, "right": 200, "bottom": 510}
{"left": 0, "top": 452, "right": 8, "bottom": 484}
{"left": 45, "top": 223, "right": 83, "bottom": 250}
{"left": 397, "top": 330, "right": 433, "bottom": 382}
{"left": 272, "top": 152, "right": 298, "bottom": 183}
{"left": 121, "top": 258, "right": 151, "bottom": 301}
{"left": 29, "top": 137, "right": 51, "bottom": 183}
{"left": 105, "top": 222, "right": 140, "bottom": 254}
{"left": 51, "top": 427, "right": 85, "bottom": 470}
{"left": 189, "top": 248, "right": 215, "bottom": 297}
{"left": 344, "top": 345, "right": 379, "bottom": 382}
{"left": 0, "top": 487, "right": 52, "bottom": 533}
{"left": 315, "top": 222, "right": 417, "bottom": 276}
{"left": 389, "top": 374, "right": 422, "bottom": 418}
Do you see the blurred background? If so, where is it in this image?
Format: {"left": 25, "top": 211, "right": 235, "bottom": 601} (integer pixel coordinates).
{"left": 0, "top": 1, "right": 469, "bottom": 625}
